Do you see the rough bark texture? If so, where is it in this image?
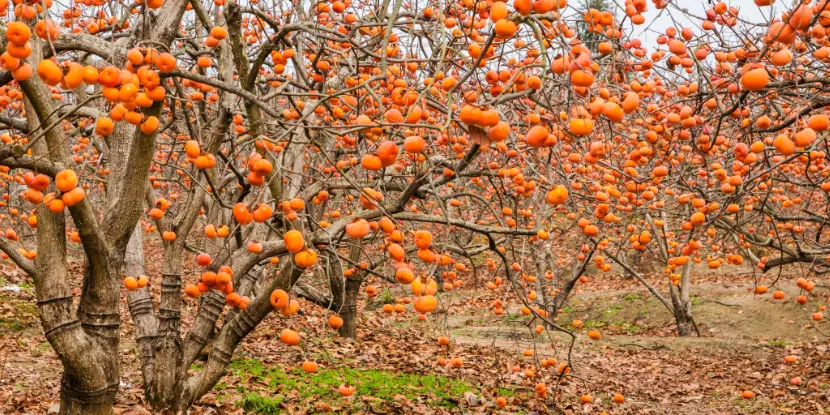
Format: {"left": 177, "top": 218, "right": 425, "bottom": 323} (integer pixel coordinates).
{"left": 125, "top": 224, "right": 159, "bottom": 405}
{"left": 16, "top": 1, "right": 195, "bottom": 413}
{"left": 674, "top": 310, "right": 695, "bottom": 337}
{"left": 339, "top": 275, "right": 364, "bottom": 339}
{"left": 670, "top": 262, "right": 698, "bottom": 337}
{"left": 24, "top": 51, "right": 121, "bottom": 413}
{"left": 338, "top": 245, "right": 364, "bottom": 339}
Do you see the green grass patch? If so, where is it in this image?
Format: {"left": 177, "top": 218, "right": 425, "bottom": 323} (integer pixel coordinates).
{"left": 0, "top": 292, "right": 38, "bottom": 316}
{"left": 497, "top": 387, "right": 515, "bottom": 397}
{"left": 0, "top": 318, "right": 26, "bottom": 332}
{"left": 604, "top": 305, "right": 624, "bottom": 317}
{"left": 584, "top": 320, "right": 607, "bottom": 329}
{"left": 623, "top": 293, "right": 642, "bottom": 301}
{"left": 238, "top": 393, "right": 284, "bottom": 414}
{"left": 617, "top": 322, "right": 641, "bottom": 332}
{"left": 767, "top": 339, "right": 790, "bottom": 347}
{"left": 229, "top": 359, "right": 475, "bottom": 413}
{"left": 691, "top": 295, "right": 703, "bottom": 306}
{"left": 379, "top": 288, "right": 394, "bottom": 305}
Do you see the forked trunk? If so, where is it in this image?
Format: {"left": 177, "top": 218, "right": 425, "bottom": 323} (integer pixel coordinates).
{"left": 670, "top": 262, "right": 698, "bottom": 337}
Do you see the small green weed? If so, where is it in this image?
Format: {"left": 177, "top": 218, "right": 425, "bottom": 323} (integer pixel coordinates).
{"left": 229, "top": 359, "right": 475, "bottom": 413}
{"left": 238, "top": 393, "right": 284, "bottom": 414}
{"left": 623, "top": 293, "right": 642, "bottom": 301}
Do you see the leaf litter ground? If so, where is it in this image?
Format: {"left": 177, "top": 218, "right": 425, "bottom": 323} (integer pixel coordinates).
{"left": 1, "top": 241, "right": 830, "bottom": 414}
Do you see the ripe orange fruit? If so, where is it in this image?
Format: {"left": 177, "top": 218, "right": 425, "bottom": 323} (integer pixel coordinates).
{"left": 283, "top": 230, "right": 304, "bottom": 253}
{"left": 414, "top": 230, "right": 433, "bottom": 249}
{"left": 294, "top": 249, "right": 318, "bottom": 268}
{"left": 36, "top": 59, "right": 62, "bottom": 86}
{"left": 270, "top": 289, "right": 290, "bottom": 309}
{"left": 546, "top": 185, "right": 568, "bottom": 205}
{"left": 568, "top": 118, "right": 593, "bottom": 136}
{"left": 741, "top": 68, "right": 769, "bottom": 91}
{"left": 55, "top": 169, "right": 79, "bottom": 192}
{"left": 279, "top": 328, "right": 301, "bottom": 345}
{"left": 525, "top": 125, "right": 549, "bottom": 147}
{"left": 361, "top": 154, "right": 383, "bottom": 171}
{"left": 210, "top": 26, "right": 228, "bottom": 40}
{"left": 404, "top": 135, "right": 426, "bottom": 153}
{"left": 395, "top": 267, "right": 415, "bottom": 284}
{"left": 490, "top": 2, "right": 508, "bottom": 21}
{"left": 571, "top": 70, "right": 594, "bottom": 87}
{"left": 328, "top": 314, "right": 344, "bottom": 329}
{"left": 302, "top": 360, "right": 318, "bottom": 373}
{"left": 338, "top": 384, "right": 355, "bottom": 397}
{"left": 414, "top": 295, "right": 438, "bottom": 313}
{"left": 124, "top": 277, "right": 138, "bottom": 291}
{"left": 489, "top": 121, "right": 510, "bottom": 142}
{"left": 494, "top": 19, "right": 518, "bottom": 38}
{"left": 6, "top": 22, "right": 30, "bottom": 46}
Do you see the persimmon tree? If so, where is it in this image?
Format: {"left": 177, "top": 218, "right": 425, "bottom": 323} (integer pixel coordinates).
{"left": 4, "top": 0, "right": 830, "bottom": 412}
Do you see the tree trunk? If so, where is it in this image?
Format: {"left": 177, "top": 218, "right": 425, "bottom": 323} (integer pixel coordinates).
{"left": 176, "top": 260, "right": 302, "bottom": 410}
{"left": 338, "top": 244, "right": 363, "bottom": 339}
{"left": 545, "top": 249, "right": 592, "bottom": 323}
{"left": 147, "top": 244, "right": 186, "bottom": 410}
{"left": 675, "top": 309, "right": 695, "bottom": 337}
{"left": 670, "top": 290, "right": 696, "bottom": 337}
{"left": 124, "top": 224, "right": 161, "bottom": 406}
{"left": 59, "top": 372, "right": 119, "bottom": 415}
{"left": 25, "top": 90, "right": 120, "bottom": 415}
{"left": 548, "top": 277, "right": 577, "bottom": 322}
{"left": 670, "top": 262, "right": 698, "bottom": 337}
{"left": 339, "top": 275, "right": 363, "bottom": 339}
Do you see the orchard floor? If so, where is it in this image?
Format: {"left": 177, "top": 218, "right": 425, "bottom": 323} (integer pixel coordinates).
{"left": 2, "top": 253, "right": 830, "bottom": 414}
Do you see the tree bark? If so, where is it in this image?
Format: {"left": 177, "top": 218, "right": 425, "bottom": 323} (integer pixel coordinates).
{"left": 674, "top": 310, "right": 695, "bottom": 337}
{"left": 124, "top": 224, "right": 161, "bottom": 405}
{"left": 25, "top": 87, "right": 121, "bottom": 415}
{"left": 670, "top": 262, "right": 698, "bottom": 337}
{"left": 59, "top": 373, "right": 119, "bottom": 415}
{"left": 339, "top": 275, "right": 364, "bottom": 339}
{"left": 338, "top": 244, "right": 363, "bottom": 339}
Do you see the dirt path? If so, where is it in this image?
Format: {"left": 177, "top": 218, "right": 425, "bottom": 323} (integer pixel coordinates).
{"left": 442, "top": 277, "right": 830, "bottom": 414}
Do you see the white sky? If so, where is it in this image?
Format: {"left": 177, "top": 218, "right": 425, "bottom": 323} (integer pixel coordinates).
{"left": 621, "top": 0, "right": 789, "bottom": 46}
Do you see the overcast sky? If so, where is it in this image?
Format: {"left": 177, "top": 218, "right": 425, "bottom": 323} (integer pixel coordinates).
{"left": 611, "top": 0, "right": 789, "bottom": 46}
